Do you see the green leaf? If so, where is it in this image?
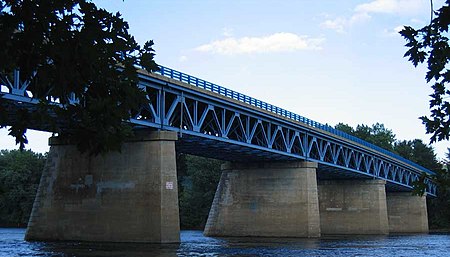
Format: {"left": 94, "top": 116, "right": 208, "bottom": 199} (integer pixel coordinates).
{"left": 0, "top": 0, "right": 159, "bottom": 154}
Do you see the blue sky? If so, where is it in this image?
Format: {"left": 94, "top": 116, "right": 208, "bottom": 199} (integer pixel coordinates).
{"left": 1, "top": 0, "right": 449, "bottom": 159}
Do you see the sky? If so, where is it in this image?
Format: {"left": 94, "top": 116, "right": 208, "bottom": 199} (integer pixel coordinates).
{"left": 1, "top": 0, "right": 449, "bottom": 159}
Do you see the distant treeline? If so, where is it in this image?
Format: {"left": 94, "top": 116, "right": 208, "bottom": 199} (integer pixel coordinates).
{"left": 0, "top": 150, "right": 46, "bottom": 227}
{"left": 1, "top": 123, "right": 449, "bottom": 229}
{"left": 177, "top": 154, "right": 223, "bottom": 229}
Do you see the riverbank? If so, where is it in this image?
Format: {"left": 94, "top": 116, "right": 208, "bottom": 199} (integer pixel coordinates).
{"left": 430, "top": 228, "right": 450, "bottom": 233}
{"left": 0, "top": 223, "right": 27, "bottom": 228}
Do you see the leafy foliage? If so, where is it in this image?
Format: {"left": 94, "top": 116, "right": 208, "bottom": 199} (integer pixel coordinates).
{"left": 0, "top": 0, "right": 158, "bottom": 154}
{"left": 0, "top": 149, "right": 45, "bottom": 226}
{"left": 335, "top": 122, "right": 396, "bottom": 151}
{"left": 427, "top": 148, "right": 450, "bottom": 229}
{"left": 400, "top": 0, "right": 450, "bottom": 143}
{"left": 177, "top": 154, "right": 222, "bottom": 229}
{"left": 394, "top": 139, "right": 441, "bottom": 171}
{"left": 393, "top": 139, "right": 442, "bottom": 196}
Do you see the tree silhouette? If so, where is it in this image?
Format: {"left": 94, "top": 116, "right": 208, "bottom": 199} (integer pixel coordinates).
{"left": 400, "top": 0, "right": 450, "bottom": 143}
{"left": 0, "top": 0, "right": 158, "bottom": 154}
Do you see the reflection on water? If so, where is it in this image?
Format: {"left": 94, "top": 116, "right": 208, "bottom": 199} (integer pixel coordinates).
{"left": 1, "top": 228, "right": 450, "bottom": 256}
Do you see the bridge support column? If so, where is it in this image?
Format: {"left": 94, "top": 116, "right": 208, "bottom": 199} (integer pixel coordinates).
{"left": 318, "top": 179, "right": 389, "bottom": 235}
{"left": 386, "top": 192, "right": 428, "bottom": 233}
{"left": 204, "top": 161, "right": 321, "bottom": 237}
{"left": 25, "top": 131, "right": 180, "bottom": 243}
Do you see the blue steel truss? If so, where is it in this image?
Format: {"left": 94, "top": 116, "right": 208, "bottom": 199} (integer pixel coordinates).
{"left": 0, "top": 66, "right": 437, "bottom": 196}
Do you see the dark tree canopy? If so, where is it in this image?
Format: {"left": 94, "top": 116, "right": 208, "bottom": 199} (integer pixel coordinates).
{"left": 0, "top": 149, "right": 45, "bottom": 226}
{"left": 400, "top": 0, "right": 450, "bottom": 143}
{"left": 394, "top": 139, "right": 441, "bottom": 172}
{"left": 0, "top": 0, "right": 158, "bottom": 154}
{"left": 177, "top": 154, "right": 222, "bottom": 229}
{"left": 394, "top": 139, "right": 443, "bottom": 195}
{"left": 427, "top": 148, "right": 450, "bottom": 228}
{"left": 335, "top": 122, "right": 433, "bottom": 168}
{"left": 335, "top": 122, "right": 396, "bottom": 151}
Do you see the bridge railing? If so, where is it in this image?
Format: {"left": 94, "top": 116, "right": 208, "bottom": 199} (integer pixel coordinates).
{"left": 154, "top": 65, "right": 435, "bottom": 176}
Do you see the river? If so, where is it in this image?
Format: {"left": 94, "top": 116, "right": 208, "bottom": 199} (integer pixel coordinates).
{"left": 1, "top": 228, "right": 449, "bottom": 256}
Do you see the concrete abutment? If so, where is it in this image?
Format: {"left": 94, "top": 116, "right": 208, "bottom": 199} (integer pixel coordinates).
{"left": 318, "top": 179, "right": 389, "bottom": 235}
{"left": 386, "top": 192, "right": 429, "bottom": 233}
{"left": 25, "top": 130, "right": 180, "bottom": 243}
{"left": 204, "top": 161, "right": 321, "bottom": 237}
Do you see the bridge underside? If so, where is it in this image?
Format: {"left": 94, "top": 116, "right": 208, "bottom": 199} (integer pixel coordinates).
{"left": 0, "top": 93, "right": 436, "bottom": 197}
{"left": 0, "top": 99, "right": 423, "bottom": 195}
{"left": 175, "top": 133, "right": 416, "bottom": 193}
{"left": 0, "top": 98, "right": 63, "bottom": 131}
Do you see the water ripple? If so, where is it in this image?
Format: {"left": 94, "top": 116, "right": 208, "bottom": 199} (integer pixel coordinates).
{"left": 1, "top": 229, "right": 449, "bottom": 257}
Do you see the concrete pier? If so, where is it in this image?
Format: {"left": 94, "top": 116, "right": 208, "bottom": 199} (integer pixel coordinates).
{"left": 204, "top": 161, "right": 321, "bottom": 238}
{"left": 386, "top": 192, "right": 429, "bottom": 233}
{"left": 318, "top": 179, "right": 389, "bottom": 235}
{"left": 25, "top": 131, "right": 180, "bottom": 243}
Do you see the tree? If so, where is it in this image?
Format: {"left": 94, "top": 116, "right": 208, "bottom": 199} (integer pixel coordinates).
{"left": 0, "top": 149, "right": 46, "bottom": 226}
{"left": 400, "top": 0, "right": 450, "bottom": 143}
{"left": 394, "top": 139, "right": 441, "bottom": 172}
{"left": 335, "top": 123, "right": 354, "bottom": 134}
{"left": 427, "top": 148, "right": 450, "bottom": 229}
{"left": 177, "top": 154, "right": 222, "bottom": 229}
{"left": 335, "top": 122, "right": 396, "bottom": 151}
{"left": 0, "top": 0, "right": 158, "bottom": 154}
{"left": 400, "top": 1, "right": 450, "bottom": 198}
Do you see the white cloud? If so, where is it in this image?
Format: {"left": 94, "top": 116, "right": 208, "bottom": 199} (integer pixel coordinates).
{"left": 179, "top": 55, "right": 188, "bottom": 62}
{"left": 410, "top": 18, "right": 424, "bottom": 25}
{"left": 222, "top": 27, "right": 234, "bottom": 37}
{"left": 321, "top": 0, "right": 425, "bottom": 33}
{"left": 321, "top": 12, "right": 371, "bottom": 33}
{"left": 321, "top": 17, "right": 347, "bottom": 33}
{"left": 355, "top": 0, "right": 424, "bottom": 15}
{"left": 195, "top": 33, "right": 325, "bottom": 55}
{"left": 393, "top": 25, "right": 404, "bottom": 33}
{"left": 350, "top": 12, "right": 372, "bottom": 24}
{"left": 383, "top": 25, "right": 405, "bottom": 36}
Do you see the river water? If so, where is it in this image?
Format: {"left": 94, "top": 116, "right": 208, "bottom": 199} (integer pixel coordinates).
{"left": 1, "top": 228, "right": 449, "bottom": 257}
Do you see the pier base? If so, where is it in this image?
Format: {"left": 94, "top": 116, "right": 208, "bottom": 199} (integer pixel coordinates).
{"left": 318, "top": 179, "right": 389, "bottom": 235}
{"left": 204, "top": 161, "right": 321, "bottom": 238}
{"left": 386, "top": 192, "right": 429, "bottom": 233}
{"left": 25, "top": 131, "right": 180, "bottom": 243}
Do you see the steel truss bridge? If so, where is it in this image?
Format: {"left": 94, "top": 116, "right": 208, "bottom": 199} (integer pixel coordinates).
{"left": 0, "top": 67, "right": 437, "bottom": 196}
